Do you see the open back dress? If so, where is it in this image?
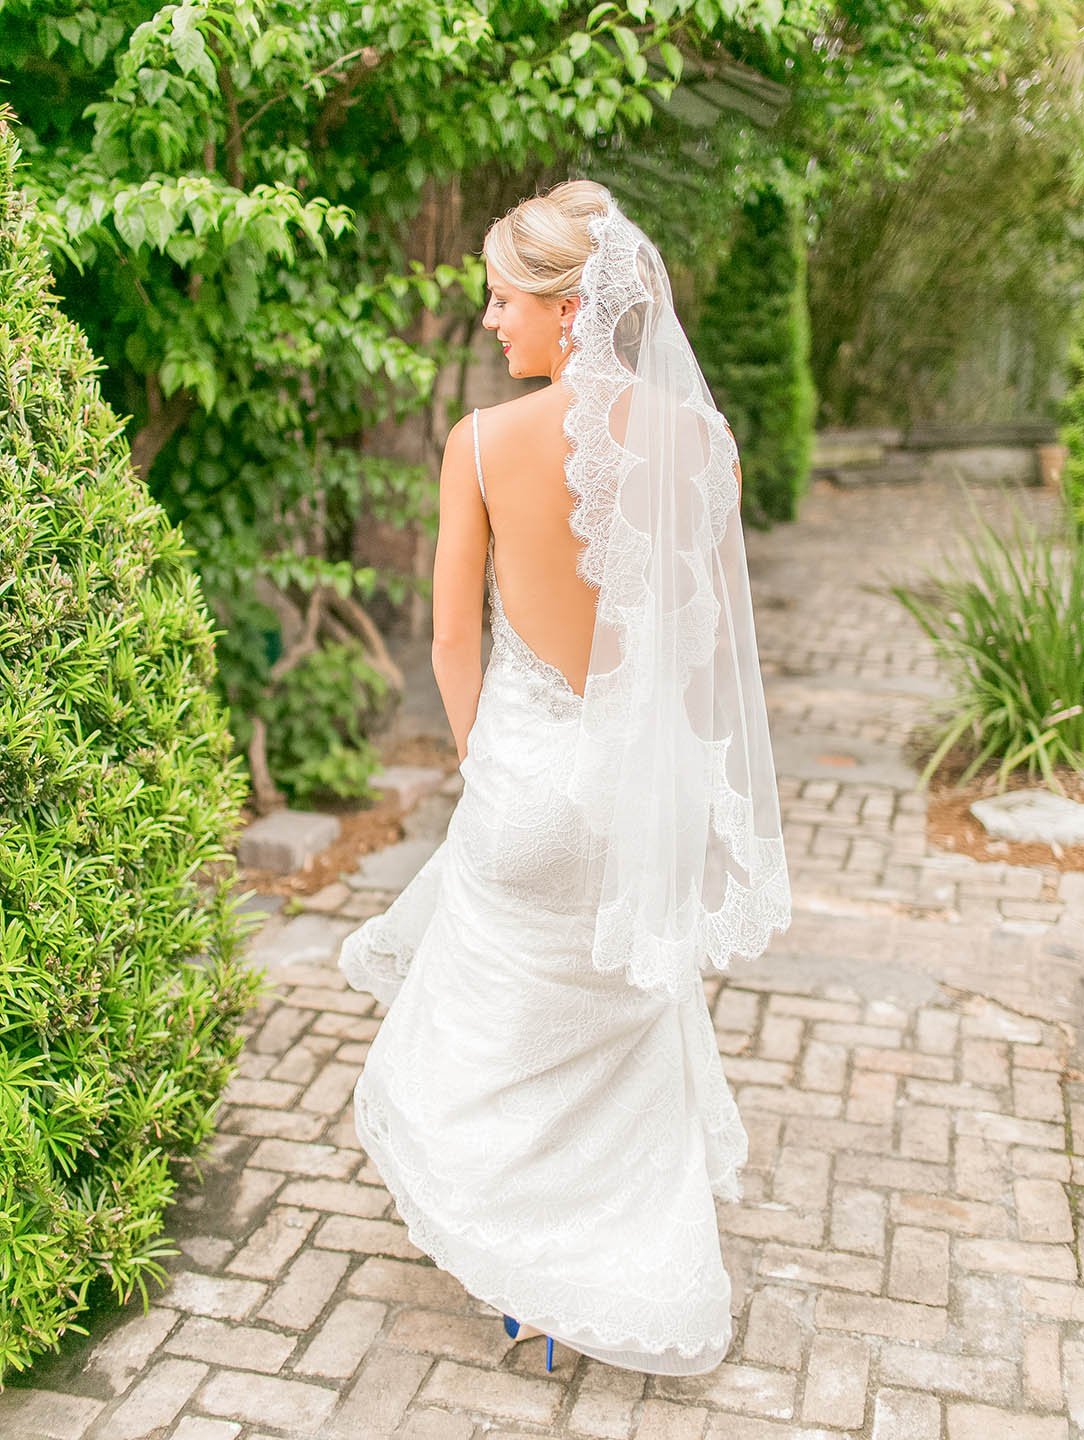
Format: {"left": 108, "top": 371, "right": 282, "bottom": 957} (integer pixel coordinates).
{"left": 337, "top": 407, "right": 750, "bottom": 1374}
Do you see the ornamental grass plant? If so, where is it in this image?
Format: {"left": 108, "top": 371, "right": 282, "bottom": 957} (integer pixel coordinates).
{"left": 0, "top": 109, "right": 263, "bottom": 1381}
{"left": 887, "top": 485, "right": 1084, "bottom": 792}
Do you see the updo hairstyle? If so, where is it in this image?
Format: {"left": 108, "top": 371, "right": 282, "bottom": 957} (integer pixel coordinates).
{"left": 482, "top": 179, "right": 611, "bottom": 304}
{"left": 483, "top": 179, "right": 661, "bottom": 368}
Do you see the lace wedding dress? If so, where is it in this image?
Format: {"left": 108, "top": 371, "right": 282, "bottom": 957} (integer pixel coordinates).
{"left": 338, "top": 408, "right": 753, "bottom": 1375}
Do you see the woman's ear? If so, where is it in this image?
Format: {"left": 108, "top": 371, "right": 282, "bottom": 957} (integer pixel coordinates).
{"left": 558, "top": 295, "right": 581, "bottom": 324}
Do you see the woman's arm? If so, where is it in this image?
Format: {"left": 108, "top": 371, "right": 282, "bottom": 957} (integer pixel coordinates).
{"left": 431, "top": 413, "right": 491, "bottom": 763}
{"left": 723, "top": 420, "right": 742, "bottom": 503}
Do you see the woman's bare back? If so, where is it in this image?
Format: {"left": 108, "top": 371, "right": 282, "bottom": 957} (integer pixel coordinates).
{"left": 478, "top": 384, "right": 598, "bottom": 698}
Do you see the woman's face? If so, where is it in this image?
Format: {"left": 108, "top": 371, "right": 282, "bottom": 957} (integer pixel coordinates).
{"left": 482, "top": 259, "right": 576, "bottom": 381}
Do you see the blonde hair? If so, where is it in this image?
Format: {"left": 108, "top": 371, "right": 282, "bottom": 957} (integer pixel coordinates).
{"left": 482, "top": 179, "right": 612, "bottom": 300}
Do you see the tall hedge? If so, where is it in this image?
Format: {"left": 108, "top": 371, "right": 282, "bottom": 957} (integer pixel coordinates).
{"left": 695, "top": 185, "right": 816, "bottom": 526}
{"left": 0, "top": 110, "right": 261, "bottom": 1381}
{"left": 1058, "top": 328, "right": 1084, "bottom": 532}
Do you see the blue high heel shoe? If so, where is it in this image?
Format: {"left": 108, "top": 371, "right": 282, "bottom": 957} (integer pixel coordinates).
{"left": 503, "top": 1314, "right": 554, "bottom": 1372}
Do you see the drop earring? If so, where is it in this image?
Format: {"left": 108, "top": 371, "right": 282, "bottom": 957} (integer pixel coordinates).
{"left": 558, "top": 324, "right": 569, "bottom": 352}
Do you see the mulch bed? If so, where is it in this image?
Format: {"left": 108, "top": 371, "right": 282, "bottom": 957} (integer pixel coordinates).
{"left": 235, "top": 733, "right": 460, "bottom": 900}
{"left": 917, "top": 741, "right": 1084, "bottom": 873}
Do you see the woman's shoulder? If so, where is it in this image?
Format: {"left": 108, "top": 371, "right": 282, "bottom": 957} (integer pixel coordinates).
{"left": 442, "top": 390, "right": 555, "bottom": 467}
{"left": 474, "top": 384, "right": 570, "bottom": 444}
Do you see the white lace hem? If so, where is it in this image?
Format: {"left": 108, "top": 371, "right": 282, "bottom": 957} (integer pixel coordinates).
{"left": 353, "top": 1077, "right": 740, "bottom": 1375}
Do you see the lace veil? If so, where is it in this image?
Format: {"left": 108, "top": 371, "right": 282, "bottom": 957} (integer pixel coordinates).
{"left": 559, "top": 188, "right": 791, "bottom": 1002}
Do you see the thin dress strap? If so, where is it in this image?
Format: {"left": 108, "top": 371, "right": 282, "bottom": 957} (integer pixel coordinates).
{"left": 471, "top": 407, "right": 487, "bottom": 507}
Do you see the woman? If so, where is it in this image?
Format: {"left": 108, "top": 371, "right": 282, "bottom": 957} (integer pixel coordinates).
{"left": 338, "top": 179, "right": 790, "bottom": 1375}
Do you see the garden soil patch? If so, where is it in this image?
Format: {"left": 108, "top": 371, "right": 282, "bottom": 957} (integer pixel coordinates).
{"left": 236, "top": 732, "right": 460, "bottom": 898}
{"left": 924, "top": 759, "right": 1084, "bottom": 875}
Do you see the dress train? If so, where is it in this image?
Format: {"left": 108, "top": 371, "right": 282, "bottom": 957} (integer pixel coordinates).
{"left": 338, "top": 538, "right": 749, "bottom": 1374}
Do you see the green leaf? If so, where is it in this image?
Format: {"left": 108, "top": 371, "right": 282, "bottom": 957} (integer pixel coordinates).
{"left": 142, "top": 200, "right": 174, "bottom": 252}
{"left": 224, "top": 263, "right": 258, "bottom": 325}
{"left": 100, "top": 15, "right": 125, "bottom": 51}
{"left": 186, "top": 199, "right": 214, "bottom": 238}
{"left": 658, "top": 41, "right": 683, "bottom": 82}
{"left": 166, "top": 235, "right": 202, "bottom": 265}
{"left": 83, "top": 25, "right": 111, "bottom": 69}
{"left": 526, "top": 108, "right": 549, "bottom": 143}
{"left": 39, "top": 15, "right": 61, "bottom": 57}
{"left": 587, "top": 3, "right": 619, "bottom": 28}
{"left": 458, "top": 258, "right": 485, "bottom": 306}
{"left": 114, "top": 203, "right": 146, "bottom": 251}
{"left": 250, "top": 30, "right": 276, "bottom": 69}
{"left": 613, "top": 26, "right": 639, "bottom": 66}
{"left": 551, "top": 54, "right": 574, "bottom": 86}
{"left": 138, "top": 68, "right": 169, "bottom": 106}
{"left": 467, "top": 110, "right": 491, "bottom": 147}
{"left": 623, "top": 91, "right": 654, "bottom": 125}
{"left": 568, "top": 32, "right": 591, "bottom": 62}
{"left": 171, "top": 27, "right": 208, "bottom": 79}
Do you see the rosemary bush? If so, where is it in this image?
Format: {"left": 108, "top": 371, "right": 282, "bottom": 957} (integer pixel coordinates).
{"left": 0, "top": 112, "right": 262, "bottom": 1381}
{"left": 888, "top": 492, "right": 1084, "bottom": 790}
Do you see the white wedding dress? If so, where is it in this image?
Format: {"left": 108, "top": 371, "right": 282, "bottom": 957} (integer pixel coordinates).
{"left": 338, "top": 410, "right": 750, "bottom": 1374}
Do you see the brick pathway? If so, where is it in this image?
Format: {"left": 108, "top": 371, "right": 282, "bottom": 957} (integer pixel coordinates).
{"left": 4, "top": 478, "right": 1082, "bottom": 1440}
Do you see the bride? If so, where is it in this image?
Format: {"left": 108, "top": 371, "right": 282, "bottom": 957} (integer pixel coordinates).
{"left": 338, "top": 179, "right": 790, "bottom": 1375}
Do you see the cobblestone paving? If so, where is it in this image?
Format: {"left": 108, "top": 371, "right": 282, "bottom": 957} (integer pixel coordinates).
{"left": 4, "top": 479, "right": 1083, "bottom": 1440}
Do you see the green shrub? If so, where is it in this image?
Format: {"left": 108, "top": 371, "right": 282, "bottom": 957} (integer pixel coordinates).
{"left": 887, "top": 490, "right": 1084, "bottom": 790}
{"left": 0, "top": 110, "right": 263, "bottom": 1381}
{"left": 695, "top": 185, "right": 817, "bottom": 526}
{"left": 247, "top": 642, "right": 390, "bottom": 805}
{"left": 1058, "top": 330, "right": 1084, "bottom": 530}
{"left": 204, "top": 556, "right": 397, "bottom": 809}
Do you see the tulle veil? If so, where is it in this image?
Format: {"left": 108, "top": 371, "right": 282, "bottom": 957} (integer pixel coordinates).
{"left": 557, "top": 188, "right": 791, "bottom": 1001}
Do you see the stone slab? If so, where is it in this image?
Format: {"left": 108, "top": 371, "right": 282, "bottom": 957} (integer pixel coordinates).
{"left": 344, "top": 837, "right": 439, "bottom": 892}
{"left": 971, "top": 789, "right": 1084, "bottom": 847}
{"left": 238, "top": 810, "right": 340, "bottom": 874}
{"left": 369, "top": 764, "right": 445, "bottom": 810}
{"left": 0, "top": 1389, "right": 105, "bottom": 1440}
{"left": 244, "top": 913, "right": 355, "bottom": 970}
